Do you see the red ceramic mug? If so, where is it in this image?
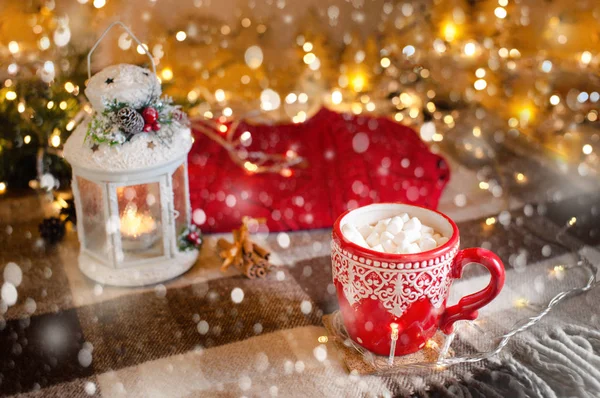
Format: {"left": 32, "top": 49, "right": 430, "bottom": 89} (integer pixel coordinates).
{"left": 332, "top": 203, "right": 505, "bottom": 356}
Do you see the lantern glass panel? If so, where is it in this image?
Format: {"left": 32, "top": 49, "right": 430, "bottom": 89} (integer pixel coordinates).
{"left": 77, "top": 176, "right": 109, "bottom": 259}
{"left": 172, "top": 164, "right": 188, "bottom": 235}
{"left": 117, "top": 182, "right": 164, "bottom": 262}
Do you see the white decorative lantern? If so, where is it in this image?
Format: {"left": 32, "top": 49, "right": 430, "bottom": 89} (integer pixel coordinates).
{"left": 64, "top": 23, "right": 199, "bottom": 286}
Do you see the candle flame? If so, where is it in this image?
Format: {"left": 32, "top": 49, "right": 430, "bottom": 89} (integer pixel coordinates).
{"left": 120, "top": 204, "right": 156, "bottom": 238}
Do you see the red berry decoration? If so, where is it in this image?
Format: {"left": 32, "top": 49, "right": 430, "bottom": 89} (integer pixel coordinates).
{"left": 152, "top": 122, "right": 161, "bottom": 131}
{"left": 142, "top": 107, "right": 158, "bottom": 124}
{"left": 143, "top": 124, "right": 152, "bottom": 133}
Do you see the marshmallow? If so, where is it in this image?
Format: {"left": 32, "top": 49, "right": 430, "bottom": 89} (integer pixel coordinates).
{"left": 395, "top": 240, "right": 412, "bottom": 254}
{"left": 436, "top": 236, "right": 449, "bottom": 246}
{"left": 366, "top": 231, "right": 381, "bottom": 247}
{"left": 399, "top": 213, "right": 410, "bottom": 223}
{"left": 342, "top": 224, "right": 369, "bottom": 248}
{"left": 374, "top": 219, "right": 391, "bottom": 233}
{"left": 358, "top": 224, "right": 374, "bottom": 239}
{"left": 419, "top": 236, "right": 437, "bottom": 251}
{"left": 386, "top": 216, "right": 404, "bottom": 235}
{"left": 371, "top": 244, "right": 385, "bottom": 252}
{"left": 421, "top": 232, "right": 433, "bottom": 240}
{"left": 403, "top": 217, "right": 422, "bottom": 232}
{"left": 382, "top": 239, "right": 397, "bottom": 253}
{"left": 380, "top": 231, "right": 395, "bottom": 242}
{"left": 432, "top": 233, "right": 442, "bottom": 241}
{"left": 393, "top": 230, "right": 421, "bottom": 245}
{"left": 405, "top": 243, "right": 420, "bottom": 254}
{"left": 421, "top": 225, "right": 434, "bottom": 235}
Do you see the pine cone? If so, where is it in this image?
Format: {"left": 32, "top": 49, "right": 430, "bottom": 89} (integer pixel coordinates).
{"left": 116, "top": 107, "right": 145, "bottom": 135}
{"left": 39, "top": 217, "right": 66, "bottom": 244}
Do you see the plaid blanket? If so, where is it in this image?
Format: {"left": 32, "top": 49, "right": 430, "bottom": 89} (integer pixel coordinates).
{"left": 1, "top": 145, "right": 599, "bottom": 397}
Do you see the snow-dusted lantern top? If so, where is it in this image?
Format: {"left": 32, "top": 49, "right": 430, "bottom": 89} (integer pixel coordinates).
{"left": 64, "top": 23, "right": 199, "bottom": 286}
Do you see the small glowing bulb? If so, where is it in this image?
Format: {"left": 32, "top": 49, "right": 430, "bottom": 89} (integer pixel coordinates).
{"left": 137, "top": 43, "right": 149, "bottom": 55}
{"left": 187, "top": 90, "right": 199, "bottom": 102}
{"left": 568, "top": 217, "right": 577, "bottom": 226}
{"left": 390, "top": 323, "right": 399, "bottom": 340}
{"left": 66, "top": 121, "right": 76, "bottom": 131}
{"left": 59, "top": 101, "right": 68, "bottom": 110}
{"left": 280, "top": 168, "right": 293, "bottom": 177}
{"left": 442, "top": 22, "right": 457, "bottom": 42}
{"left": 519, "top": 107, "right": 532, "bottom": 123}
{"left": 494, "top": 7, "right": 507, "bottom": 19}
{"left": 474, "top": 79, "right": 487, "bottom": 91}
{"left": 47, "top": 101, "right": 54, "bottom": 109}
{"left": 582, "top": 144, "right": 593, "bottom": 155}
{"left": 93, "top": 0, "right": 106, "bottom": 8}
{"left": 463, "top": 42, "right": 477, "bottom": 56}
{"left": 549, "top": 95, "right": 560, "bottom": 105}
{"left": 215, "top": 89, "right": 226, "bottom": 102}
{"left": 5, "top": 91, "right": 17, "bottom": 101}
{"left": 161, "top": 68, "right": 173, "bottom": 81}
{"left": 175, "top": 31, "right": 187, "bottom": 41}
{"left": 472, "top": 126, "right": 481, "bottom": 137}
{"left": 317, "top": 336, "right": 328, "bottom": 343}
{"left": 475, "top": 68, "right": 486, "bottom": 78}
{"left": 24, "top": 135, "right": 31, "bottom": 144}
{"left": 218, "top": 124, "right": 227, "bottom": 133}
{"left": 580, "top": 51, "right": 592, "bottom": 65}
{"left": 51, "top": 135, "right": 61, "bottom": 147}
{"left": 0, "top": 182, "right": 6, "bottom": 194}
{"left": 17, "top": 102, "right": 25, "bottom": 113}
{"left": 285, "top": 93, "right": 297, "bottom": 104}
{"left": 222, "top": 107, "right": 232, "bottom": 117}
{"left": 64, "top": 82, "right": 75, "bottom": 93}
{"left": 425, "top": 339, "right": 438, "bottom": 349}
{"left": 331, "top": 90, "right": 342, "bottom": 105}
{"left": 516, "top": 173, "right": 527, "bottom": 183}
{"left": 39, "top": 36, "right": 51, "bottom": 50}
{"left": 350, "top": 74, "right": 366, "bottom": 92}
{"left": 240, "top": 131, "right": 251, "bottom": 142}
{"left": 7, "top": 63, "right": 18, "bottom": 75}
{"left": 303, "top": 53, "right": 316, "bottom": 64}
{"left": 8, "top": 41, "right": 19, "bottom": 54}
{"left": 514, "top": 298, "right": 529, "bottom": 308}
{"left": 485, "top": 217, "right": 496, "bottom": 226}
{"left": 244, "top": 162, "right": 258, "bottom": 172}
{"left": 302, "top": 42, "right": 313, "bottom": 52}
{"left": 380, "top": 57, "right": 391, "bottom": 68}
{"left": 479, "top": 181, "right": 489, "bottom": 190}
{"left": 554, "top": 265, "right": 565, "bottom": 273}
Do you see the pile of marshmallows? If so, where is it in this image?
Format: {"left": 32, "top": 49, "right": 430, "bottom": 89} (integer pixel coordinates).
{"left": 342, "top": 213, "right": 449, "bottom": 254}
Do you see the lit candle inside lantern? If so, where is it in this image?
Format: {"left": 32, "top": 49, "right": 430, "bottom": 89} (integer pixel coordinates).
{"left": 120, "top": 204, "right": 158, "bottom": 251}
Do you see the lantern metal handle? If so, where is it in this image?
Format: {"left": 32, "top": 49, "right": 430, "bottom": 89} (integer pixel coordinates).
{"left": 87, "top": 21, "right": 156, "bottom": 80}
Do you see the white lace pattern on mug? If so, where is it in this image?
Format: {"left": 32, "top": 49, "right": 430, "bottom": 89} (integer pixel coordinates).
{"left": 332, "top": 240, "right": 459, "bottom": 318}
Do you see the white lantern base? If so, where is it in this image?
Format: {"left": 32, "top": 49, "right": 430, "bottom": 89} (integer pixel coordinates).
{"left": 78, "top": 250, "right": 199, "bottom": 287}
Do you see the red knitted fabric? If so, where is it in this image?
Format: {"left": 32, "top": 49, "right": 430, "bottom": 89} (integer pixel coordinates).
{"left": 188, "top": 108, "right": 450, "bottom": 233}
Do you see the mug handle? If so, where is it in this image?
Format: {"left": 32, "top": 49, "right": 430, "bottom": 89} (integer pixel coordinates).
{"left": 439, "top": 248, "right": 506, "bottom": 334}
